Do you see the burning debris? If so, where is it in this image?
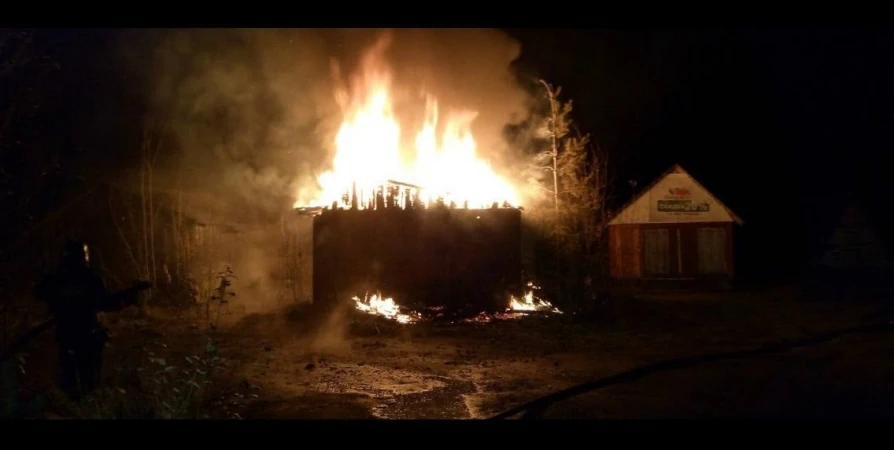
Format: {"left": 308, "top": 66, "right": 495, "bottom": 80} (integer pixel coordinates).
{"left": 508, "top": 283, "right": 562, "bottom": 314}
{"left": 297, "top": 179, "right": 517, "bottom": 216}
{"left": 459, "top": 290, "right": 561, "bottom": 324}
{"left": 350, "top": 282, "right": 560, "bottom": 326}
{"left": 352, "top": 293, "right": 421, "bottom": 324}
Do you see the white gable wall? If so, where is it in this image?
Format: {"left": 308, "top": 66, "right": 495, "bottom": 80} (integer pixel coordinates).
{"left": 609, "top": 171, "right": 737, "bottom": 225}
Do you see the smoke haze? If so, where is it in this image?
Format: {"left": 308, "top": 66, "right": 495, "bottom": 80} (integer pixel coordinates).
{"left": 128, "top": 28, "right": 543, "bottom": 315}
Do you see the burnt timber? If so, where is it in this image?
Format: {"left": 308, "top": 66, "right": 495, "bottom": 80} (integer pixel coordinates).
{"left": 311, "top": 205, "right": 522, "bottom": 314}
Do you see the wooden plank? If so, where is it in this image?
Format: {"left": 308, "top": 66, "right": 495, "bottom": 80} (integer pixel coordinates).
{"left": 610, "top": 227, "right": 622, "bottom": 278}
{"left": 676, "top": 228, "right": 683, "bottom": 275}
{"left": 643, "top": 228, "right": 670, "bottom": 275}
{"left": 697, "top": 226, "right": 728, "bottom": 274}
{"left": 726, "top": 222, "right": 734, "bottom": 276}
{"left": 632, "top": 225, "right": 643, "bottom": 278}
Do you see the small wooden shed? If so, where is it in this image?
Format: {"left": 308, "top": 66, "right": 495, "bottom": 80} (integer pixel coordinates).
{"left": 608, "top": 164, "right": 743, "bottom": 281}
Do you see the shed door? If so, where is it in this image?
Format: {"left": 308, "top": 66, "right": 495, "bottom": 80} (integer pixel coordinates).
{"left": 697, "top": 227, "right": 728, "bottom": 274}
{"left": 643, "top": 228, "right": 670, "bottom": 275}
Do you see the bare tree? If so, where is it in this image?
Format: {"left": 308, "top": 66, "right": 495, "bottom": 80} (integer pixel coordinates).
{"left": 529, "top": 81, "right": 615, "bottom": 309}
{"left": 109, "top": 120, "right": 166, "bottom": 310}
{"left": 142, "top": 120, "right": 164, "bottom": 290}
{"left": 556, "top": 127, "right": 613, "bottom": 275}
{"left": 538, "top": 80, "right": 561, "bottom": 219}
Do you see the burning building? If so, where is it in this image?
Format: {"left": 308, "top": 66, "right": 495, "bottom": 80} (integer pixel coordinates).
{"left": 309, "top": 191, "right": 522, "bottom": 315}
{"left": 293, "top": 38, "right": 524, "bottom": 317}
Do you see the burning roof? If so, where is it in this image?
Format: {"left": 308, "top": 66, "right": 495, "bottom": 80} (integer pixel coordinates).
{"left": 293, "top": 40, "right": 520, "bottom": 212}
{"left": 300, "top": 40, "right": 531, "bottom": 323}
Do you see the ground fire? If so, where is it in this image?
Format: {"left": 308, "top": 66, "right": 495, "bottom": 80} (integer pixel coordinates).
{"left": 508, "top": 282, "right": 562, "bottom": 314}
{"left": 352, "top": 292, "right": 421, "bottom": 324}
{"left": 351, "top": 286, "right": 559, "bottom": 324}
{"left": 310, "top": 206, "right": 522, "bottom": 316}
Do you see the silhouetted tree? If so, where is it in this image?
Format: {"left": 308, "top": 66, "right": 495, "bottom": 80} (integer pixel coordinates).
{"left": 529, "top": 81, "right": 614, "bottom": 310}
{"left": 109, "top": 119, "right": 167, "bottom": 310}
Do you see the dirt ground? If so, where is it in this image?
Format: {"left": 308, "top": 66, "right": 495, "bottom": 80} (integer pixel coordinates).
{"left": 11, "top": 284, "right": 894, "bottom": 419}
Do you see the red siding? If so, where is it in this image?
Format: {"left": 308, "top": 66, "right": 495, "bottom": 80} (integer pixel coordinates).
{"left": 609, "top": 225, "right": 642, "bottom": 278}
{"left": 725, "top": 222, "right": 734, "bottom": 276}
{"left": 610, "top": 226, "right": 622, "bottom": 278}
{"left": 609, "top": 222, "right": 734, "bottom": 280}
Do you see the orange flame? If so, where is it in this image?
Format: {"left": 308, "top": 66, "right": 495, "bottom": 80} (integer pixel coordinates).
{"left": 352, "top": 293, "right": 420, "bottom": 324}
{"left": 295, "top": 42, "right": 519, "bottom": 210}
{"left": 508, "top": 282, "right": 561, "bottom": 313}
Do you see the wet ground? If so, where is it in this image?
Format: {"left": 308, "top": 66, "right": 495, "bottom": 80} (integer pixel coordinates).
{"left": 14, "top": 285, "right": 894, "bottom": 419}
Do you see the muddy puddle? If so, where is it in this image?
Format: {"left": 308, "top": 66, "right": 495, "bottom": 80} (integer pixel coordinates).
{"left": 371, "top": 376, "right": 477, "bottom": 419}
{"left": 306, "top": 363, "right": 477, "bottom": 419}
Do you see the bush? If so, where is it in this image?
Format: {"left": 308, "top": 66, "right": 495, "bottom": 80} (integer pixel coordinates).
{"left": 2, "top": 334, "right": 226, "bottom": 419}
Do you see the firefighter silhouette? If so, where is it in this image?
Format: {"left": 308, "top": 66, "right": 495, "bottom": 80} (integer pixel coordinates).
{"left": 34, "top": 240, "right": 150, "bottom": 399}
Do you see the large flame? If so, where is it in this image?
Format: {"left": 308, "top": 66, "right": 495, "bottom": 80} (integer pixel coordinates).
{"left": 295, "top": 45, "right": 519, "bottom": 210}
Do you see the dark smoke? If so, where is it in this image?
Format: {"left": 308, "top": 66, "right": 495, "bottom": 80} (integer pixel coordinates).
{"left": 145, "top": 29, "right": 337, "bottom": 220}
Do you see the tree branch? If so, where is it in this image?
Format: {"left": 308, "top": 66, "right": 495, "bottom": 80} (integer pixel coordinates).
{"left": 109, "top": 187, "right": 142, "bottom": 277}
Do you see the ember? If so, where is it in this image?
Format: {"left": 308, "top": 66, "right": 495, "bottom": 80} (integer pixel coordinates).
{"left": 461, "top": 311, "right": 529, "bottom": 323}
{"left": 352, "top": 293, "right": 421, "bottom": 324}
{"left": 294, "top": 39, "right": 519, "bottom": 211}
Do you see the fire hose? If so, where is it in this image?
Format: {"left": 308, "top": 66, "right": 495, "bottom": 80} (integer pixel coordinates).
{"left": 489, "top": 320, "right": 894, "bottom": 420}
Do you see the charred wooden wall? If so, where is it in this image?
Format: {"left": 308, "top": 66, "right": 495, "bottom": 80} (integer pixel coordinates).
{"left": 610, "top": 222, "right": 734, "bottom": 280}
{"left": 313, "top": 207, "right": 522, "bottom": 312}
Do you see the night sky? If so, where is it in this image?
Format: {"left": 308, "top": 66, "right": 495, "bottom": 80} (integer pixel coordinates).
{"left": 509, "top": 28, "right": 893, "bottom": 279}
{"left": 4, "top": 28, "right": 891, "bottom": 281}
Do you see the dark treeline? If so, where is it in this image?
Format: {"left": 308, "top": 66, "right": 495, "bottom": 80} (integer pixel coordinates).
{"left": 3, "top": 28, "right": 893, "bottom": 310}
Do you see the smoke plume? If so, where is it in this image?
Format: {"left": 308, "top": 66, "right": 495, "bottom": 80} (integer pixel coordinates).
{"left": 133, "top": 28, "right": 539, "bottom": 315}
